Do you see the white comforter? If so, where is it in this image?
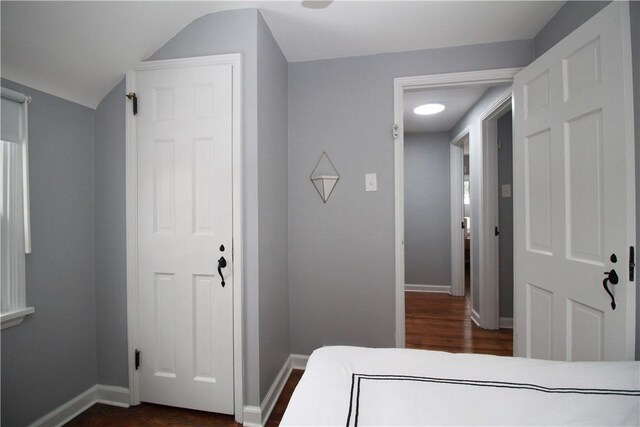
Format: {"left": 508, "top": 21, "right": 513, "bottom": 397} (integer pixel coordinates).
{"left": 280, "top": 346, "right": 640, "bottom": 426}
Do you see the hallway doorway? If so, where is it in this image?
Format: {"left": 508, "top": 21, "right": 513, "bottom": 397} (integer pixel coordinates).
{"left": 397, "top": 69, "right": 519, "bottom": 354}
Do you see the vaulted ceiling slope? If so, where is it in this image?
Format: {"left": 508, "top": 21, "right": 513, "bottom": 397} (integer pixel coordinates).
{"left": 1, "top": 1, "right": 563, "bottom": 109}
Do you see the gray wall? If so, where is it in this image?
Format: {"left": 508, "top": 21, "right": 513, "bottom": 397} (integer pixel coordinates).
{"left": 288, "top": 40, "right": 534, "bottom": 355}
{"left": 497, "top": 112, "right": 513, "bottom": 319}
{"left": 94, "top": 80, "right": 128, "bottom": 386}
{"left": 450, "top": 85, "right": 511, "bottom": 316}
{"left": 256, "top": 13, "right": 290, "bottom": 400}
{"left": 404, "top": 132, "right": 451, "bottom": 287}
{"left": 533, "top": 0, "right": 640, "bottom": 360}
{"left": 534, "top": 1, "right": 610, "bottom": 57}
{"left": 1, "top": 79, "right": 97, "bottom": 427}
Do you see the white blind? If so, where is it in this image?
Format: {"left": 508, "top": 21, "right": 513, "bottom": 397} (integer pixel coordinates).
{"left": 1, "top": 88, "right": 27, "bottom": 143}
{"left": 1, "top": 140, "right": 26, "bottom": 313}
{"left": 0, "top": 86, "right": 31, "bottom": 254}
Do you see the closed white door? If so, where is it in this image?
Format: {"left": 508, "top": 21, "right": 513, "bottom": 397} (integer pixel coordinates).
{"left": 136, "top": 62, "right": 234, "bottom": 412}
{"left": 513, "top": 2, "right": 635, "bottom": 361}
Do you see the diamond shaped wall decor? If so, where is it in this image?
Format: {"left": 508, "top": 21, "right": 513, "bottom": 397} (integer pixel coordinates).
{"left": 310, "top": 152, "right": 339, "bottom": 203}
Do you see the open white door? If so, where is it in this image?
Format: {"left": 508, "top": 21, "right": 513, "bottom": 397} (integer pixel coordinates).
{"left": 135, "top": 61, "right": 235, "bottom": 412}
{"left": 513, "top": 2, "right": 636, "bottom": 361}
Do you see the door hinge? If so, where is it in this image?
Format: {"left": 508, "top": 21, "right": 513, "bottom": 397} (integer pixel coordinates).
{"left": 494, "top": 226, "right": 500, "bottom": 236}
{"left": 393, "top": 124, "right": 399, "bottom": 139}
{"left": 135, "top": 349, "right": 140, "bottom": 370}
{"left": 126, "top": 92, "right": 138, "bottom": 115}
{"left": 629, "top": 246, "right": 635, "bottom": 282}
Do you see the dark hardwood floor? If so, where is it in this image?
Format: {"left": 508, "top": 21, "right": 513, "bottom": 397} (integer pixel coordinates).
{"left": 65, "top": 370, "right": 304, "bottom": 427}
{"left": 405, "top": 290, "right": 513, "bottom": 356}
{"left": 65, "top": 402, "right": 240, "bottom": 427}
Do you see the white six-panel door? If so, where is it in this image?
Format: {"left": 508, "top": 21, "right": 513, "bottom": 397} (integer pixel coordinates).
{"left": 136, "top": 62, "right": 235, "bottom": 412}
{"left": 513, "top": 2, "right": 635, "bottom": 361}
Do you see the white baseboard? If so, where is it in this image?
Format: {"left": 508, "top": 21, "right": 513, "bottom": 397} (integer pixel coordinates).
{"left": 29, "top": 385, "right": 97, "bottom": 427}
{"left": 260, "top": 355, "right": 293, "bottom": 427}
{"left": 290, "top": 354, "right": 309, "bottom": 370}
{"left": 243, "top": 353, "right": 309, "bottom": 427}
{"left": 499, "top": 317, "right": 513, "bottom": 329}
{"left": 96, "top": 384, "right": 130, "bottom": 407}
{"left": 29, "top": 384, "right": 130, "bottom": 427}
{"left": 242, "top": 405, "right": 262, "bottom": 427}
{"left": 405, "top": 284, "right": 451, "bottom": 293}
{"left": 470, "top": 308, "right": 481, "bottom": 327}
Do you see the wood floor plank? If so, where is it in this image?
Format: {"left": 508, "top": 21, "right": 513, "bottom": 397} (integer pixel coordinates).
{"left": 405, "top": 291, "right": 513, "bottom": 357}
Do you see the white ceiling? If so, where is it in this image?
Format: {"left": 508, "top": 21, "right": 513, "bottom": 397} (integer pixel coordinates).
{"left": 403, "top": 85, "right": 493, "bottom": 133}
{"left": 1, "top": 1, "right": 563, "bottom": 109}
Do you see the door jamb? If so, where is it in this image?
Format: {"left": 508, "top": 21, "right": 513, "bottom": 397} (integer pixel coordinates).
{"left": 394, "top": 68, "right": 520, "bottom": 348}
{"left": 476, "top": 90, "right": 512, "bottom": 330}
{"left": 450, "top": 128, "right": 469, "bottom": 298}
{"left": 125, "top": 54, "right": 244, "bottom": 422}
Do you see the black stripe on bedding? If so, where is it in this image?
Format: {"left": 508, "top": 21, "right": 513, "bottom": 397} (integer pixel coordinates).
{"left": 346, "top": 373, "right": 356, "bottom": 427}
{"left": 345, "top": 373, "right": 640, "bottom": 427}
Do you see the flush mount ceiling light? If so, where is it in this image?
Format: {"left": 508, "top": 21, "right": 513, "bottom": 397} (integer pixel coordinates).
{"left": 414, "top": 103, "right": 445, "bottom": 115}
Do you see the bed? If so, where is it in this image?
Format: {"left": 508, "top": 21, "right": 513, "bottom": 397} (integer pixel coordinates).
{"left": 280, "top": 346, "right": 640, "bottom": 426}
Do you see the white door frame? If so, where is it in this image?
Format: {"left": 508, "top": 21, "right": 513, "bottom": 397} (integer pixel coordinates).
{"left": 394, "top": 68, "right": 520, "bottom": 347}
{"left": 449, "top": 127, "right": 470, "bottom": 298}
{"left": 125, "top": 54, "right": 244, "bottom": 422}
{"left": 476, "top": 90, "right": 512, "bottom": 330}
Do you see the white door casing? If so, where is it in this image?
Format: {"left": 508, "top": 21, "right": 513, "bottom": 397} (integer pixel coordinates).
{"left": 126, "top": 54, "right": 243, "bottom": 417}
{"left": 450, "top": 128, "right": 468, "bottom": 298}
{"left": 393, "top": 68, "right": 521, "bottom": 347}
{"left": 477, "top": 91, "right": 512, "bottom": 330}
{"left": 513, "top": 2, "right": 635, "bottom": 360}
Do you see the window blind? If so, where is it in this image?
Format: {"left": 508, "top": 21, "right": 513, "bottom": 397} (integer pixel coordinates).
{"left": 0, "top": 86, "right": 31, "bottom": 253}
{"left": 0, "top": 87, "right": 33, "bottom": 327}
{"left": 1, "top": 87, "right": 27, "bottom": 143}
{"left": 1, "top": 139, "right": 26, "bottom": 313}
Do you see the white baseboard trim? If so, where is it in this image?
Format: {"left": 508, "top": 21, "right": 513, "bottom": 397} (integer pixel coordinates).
{"left": 243, "top": 353, "right": 310, "bottom": 427}
{"left": 290, "top": 354, "right": 309, "bottom": 370}
{"left": 29, "top": 384, "right": 130, "bottom": 427}
{"left": 96, "top": 384, "right": 130, "bottom": 407}
{"left": 260, "top": 355, "right": 293, "bottom": 427}
{"left": 499, "top": 317, "right": 513, "bottom": 329}
{"left": 29, "top": 385, "right": 96, "bottom": 427}
{"left": 242, "top": 405, "right": 262, "bottom": 427}
{"left": 470, "top": 308, "right": 481, "bottom": 327}
{"left": 405, "top": 284, "right": 451, "bottom": 293}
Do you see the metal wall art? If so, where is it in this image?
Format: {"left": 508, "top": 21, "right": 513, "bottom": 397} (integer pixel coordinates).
{"left": 310, "top": 151, "right": 339, "bottom": 203}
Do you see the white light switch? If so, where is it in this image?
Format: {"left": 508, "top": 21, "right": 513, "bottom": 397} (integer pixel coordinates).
{"left": 365, "top": 173, "right": 377, "bottom": 192}
{"left": 501, "top": 184, "right": 512, "bottom": 198}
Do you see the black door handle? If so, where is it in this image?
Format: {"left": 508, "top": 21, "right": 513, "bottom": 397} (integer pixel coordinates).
{"left": 602, "top": 269, "right": 619, "bottom": 310}
{"left": 218, "top": 256, "right": 227, "bottom": 287}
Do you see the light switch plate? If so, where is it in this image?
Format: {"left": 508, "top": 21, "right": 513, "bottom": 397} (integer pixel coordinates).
{"left": 365, "top": 173, "right": 377, "bottom": 192}
{"left": 501, "top": 184, "right": 512, "bottom": 198}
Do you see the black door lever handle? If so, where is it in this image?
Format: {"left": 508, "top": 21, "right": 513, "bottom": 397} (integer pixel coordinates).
{"left": 218, "top": 256, "right": 227, "bottom": 287}
{"left": 602, "top": 269, "right": 619, "bottom": 310}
